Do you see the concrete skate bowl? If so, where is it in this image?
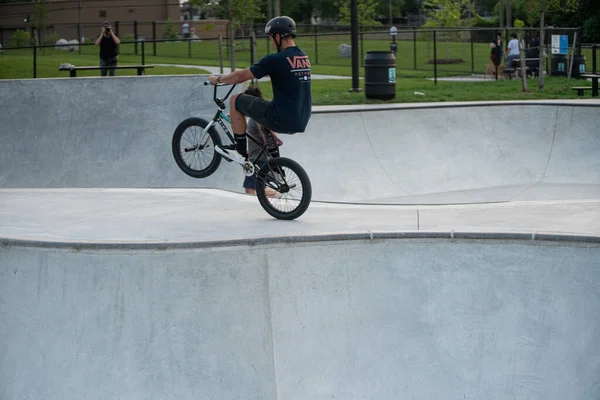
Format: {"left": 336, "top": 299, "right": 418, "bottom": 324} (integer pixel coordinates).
{"left": 1, "top": 233, "right": 600, "bottom": 400}
{"left": 0, "top": 76, "right": 599, "bottom": 205}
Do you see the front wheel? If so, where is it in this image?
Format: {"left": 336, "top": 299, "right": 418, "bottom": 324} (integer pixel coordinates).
{"left": 172, "top": 117, "right": 222, "bottom": 179}
{"left": 256, "top": 157, "right": 312, "bottom": 220}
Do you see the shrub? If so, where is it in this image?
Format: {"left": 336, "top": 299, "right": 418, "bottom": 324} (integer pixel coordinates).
{"left": 43, "top": 31, "right": 60, "bottom": 45}
{"left": 163, "top": 18, "right": 178, "bottom": 40}
{"left": 11, "top": 29, "right": 30, "bottom": 47}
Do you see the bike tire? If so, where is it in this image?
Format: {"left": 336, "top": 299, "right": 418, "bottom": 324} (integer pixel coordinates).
{"left": 172, "top": 117, "right": 222, "bottom": 179}
{"left": 255, "top": 157, "right": 312, "bottom": 220}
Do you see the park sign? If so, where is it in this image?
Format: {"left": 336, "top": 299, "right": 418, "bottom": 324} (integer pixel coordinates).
{"left": 551, "top": 35, "right": 568, "bottom": 55}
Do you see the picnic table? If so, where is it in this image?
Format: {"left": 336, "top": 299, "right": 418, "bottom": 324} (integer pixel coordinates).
{"left": 59, "top": 65, "right": 154, "bottom": 77}
{"left": 578, "top": 73, "right": 600, "bottom": 97}
{"left": 506, "top": 58, "right": 540, "bottom": 78}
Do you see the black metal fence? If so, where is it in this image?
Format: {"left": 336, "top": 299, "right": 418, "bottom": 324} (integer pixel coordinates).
{"left": 1, "top": 26, "right": 596, "bottom": 81}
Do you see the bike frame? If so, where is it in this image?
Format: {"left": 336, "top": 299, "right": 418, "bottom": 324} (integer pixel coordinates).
{"left": 203, "top": 82, "right": 274, "bottom": 168}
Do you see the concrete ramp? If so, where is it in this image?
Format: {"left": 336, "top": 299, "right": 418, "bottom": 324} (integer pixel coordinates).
{"left": 1, "top": 76, "right": 599, "bottom": 204}
{"left": 1, "top": 235, "right": 600, "bottom": 400}
{"left": 281, "top": 103, "right": 600, "bottom": 203}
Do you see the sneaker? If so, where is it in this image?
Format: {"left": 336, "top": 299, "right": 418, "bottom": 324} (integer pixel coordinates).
{"left": 215, "top": 143, "right": 245, "bottom": 164}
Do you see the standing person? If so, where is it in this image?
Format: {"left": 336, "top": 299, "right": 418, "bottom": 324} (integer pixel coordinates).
{"left": 206, "top": 16, "right": 312, "bottom": 161}
{"left": 95, "top": 21, "right": 120, "bottom": 77}
{"left": 490, "top": 32, "right": 504, "bottom": 76}
{"left": 506, "top": 33, "right": 520, "bottom": 69}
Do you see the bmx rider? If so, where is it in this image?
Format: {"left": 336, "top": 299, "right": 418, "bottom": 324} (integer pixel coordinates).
{"left": 207, "top": 16, "right": 312, "bottom": 160}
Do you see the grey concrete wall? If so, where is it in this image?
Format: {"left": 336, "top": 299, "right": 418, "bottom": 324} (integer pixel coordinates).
{"left": 0, "top": 75, "right": 243, "bottom": 191}
{"left": 2, "top": 238, "right": 600, "bottom": 400}
{"left": 1, "top": 77, "right": 598, "bottom": 203}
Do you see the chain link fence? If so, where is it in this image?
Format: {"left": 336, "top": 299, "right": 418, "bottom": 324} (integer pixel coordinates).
{"left": 1, "top": 25, "right": 596, "bottom": 80}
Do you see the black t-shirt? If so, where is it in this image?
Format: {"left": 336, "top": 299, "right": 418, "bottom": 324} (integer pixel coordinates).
{"left": 100, "top": 35, "right": 118, "bottom": 60}
{"left": 250, "top": 46, "right": 312, "bottom": 132}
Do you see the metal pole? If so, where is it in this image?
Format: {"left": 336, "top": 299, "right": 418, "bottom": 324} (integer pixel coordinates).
{"left": 188, "top": 36, "right": 191, "bottom": 58}
{"left": 228, "top": 2, "right": 235, "bottom": 71}
{"left": 1, "top": 26, "right": 3, "bottom": 47}
{"left": 413, "top": 27, "right": 417, "bottom": 70}
{"left": 593, "top": 44, "right": 597, "bottom": 74}
{"left": 152, "top": 21, "right": 157, "bottom": 56}
{"left": 218, "top": 34, "right": 224, "bottom": 73}
{"left": 389, "top": 0, "right": 392, "bottom": 26}
{"left": 433, "top": 30, "right": 437, "bottom": 85}
{"left": 349, "top": 0, "right": 361, "bottom": 92}
{"left": 470, "top": 31, "right": 474, "bottom": 74}
{"left": 134, "top": 21, "right": 138, "bottom": 55}
{"left": 314, "top": 25, "right": 318, "bottom": 65}
{"left": 141, "top": 40, "right": 145, "bottom": 65}
{"left": 33, "top": 45, "right": 37, "bottom": 78}
{"left": 360, "top": 32, "right": 364, "bottom": 67}
{"left": 251, "top": 31, "right": 256, "bottom": 65}
{"left": 78, "top": 0, "right": 82, "bottom": 43}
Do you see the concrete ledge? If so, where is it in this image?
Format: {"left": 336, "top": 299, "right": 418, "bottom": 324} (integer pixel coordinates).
{"left": 312, "top": 99, "right": 600, "bottom": 114}
{"left": 3, "top": 231, "right": 600, "bottom": 251}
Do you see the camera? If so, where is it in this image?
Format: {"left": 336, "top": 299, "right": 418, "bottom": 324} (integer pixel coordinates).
{"left": 105, "top": 27, "right": 110, "bottom": 32}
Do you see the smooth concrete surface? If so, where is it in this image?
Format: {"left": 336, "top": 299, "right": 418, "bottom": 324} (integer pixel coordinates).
{"left": 2, "top": 76, "right": 600, "bottom": 400}
{"left": 1, "top": 189, "right": 600, "bottom": 243}
{"left": 2, "top": 237, "right": 600, "bottom": 400}
{"left": 1, "top": 76, "right": 599, "bottom": 204}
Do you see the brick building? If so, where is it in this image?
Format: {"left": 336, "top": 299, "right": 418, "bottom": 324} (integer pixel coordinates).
{"left": 0, "top": 0, "right": 228, "bottom": 47}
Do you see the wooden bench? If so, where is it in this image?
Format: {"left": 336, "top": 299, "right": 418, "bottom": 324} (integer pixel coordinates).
{"left": 572, "top": 86, "right": 594, "bottom": 96}
{"left": 59, "top": 65, "right": 154, "bottom": 77}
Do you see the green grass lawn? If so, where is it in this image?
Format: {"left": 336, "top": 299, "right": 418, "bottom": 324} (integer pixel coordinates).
{"left": 251, "top": 75, "right": 588, "bottom": 106}
{"left": 0, "top": 38, "right": 594, "bottom": 106}
{"left": 3, "top": 36, "right": 596, "bottom": 80}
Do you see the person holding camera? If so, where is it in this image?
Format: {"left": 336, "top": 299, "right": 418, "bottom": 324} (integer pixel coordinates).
{"left": 95, "top": 21, "right": 120, "bottom": 76}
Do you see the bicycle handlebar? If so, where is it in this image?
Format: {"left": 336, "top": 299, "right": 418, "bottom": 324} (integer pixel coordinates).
{"left": 203, "top": 80, "right": 237, "bottom": 106}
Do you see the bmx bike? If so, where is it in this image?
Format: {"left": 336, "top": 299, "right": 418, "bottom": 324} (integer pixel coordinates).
{"left": 171, "top": 82, "right": 312, "bottom": 220}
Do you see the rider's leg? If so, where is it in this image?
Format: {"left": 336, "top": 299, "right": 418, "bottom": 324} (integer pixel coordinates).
{"left": 230, "top": 94, "right": 247, "bottom": 134}
{"left": 229, "top": 94, "right": 248, "bottom": 155}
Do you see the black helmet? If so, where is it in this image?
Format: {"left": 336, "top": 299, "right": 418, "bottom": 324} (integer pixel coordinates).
{"left": 265, "top": 16, "right": 296, "bottom": 38}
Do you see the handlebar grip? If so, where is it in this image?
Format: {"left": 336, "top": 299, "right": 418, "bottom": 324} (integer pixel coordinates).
{"left": 203, "top": 81, "right": 212, "bottom": 86}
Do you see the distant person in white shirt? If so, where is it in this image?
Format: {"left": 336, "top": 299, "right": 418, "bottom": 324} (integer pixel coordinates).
{"left": 506, "top": 33, "right": 520, "bottom": 69}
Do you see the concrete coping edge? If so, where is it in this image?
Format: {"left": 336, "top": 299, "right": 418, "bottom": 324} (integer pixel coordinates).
{"left": 1, "top": 231, "right": 599, "bottom": 251}
{"left": 311, "top": 100, "right": 600, "bottom": 114}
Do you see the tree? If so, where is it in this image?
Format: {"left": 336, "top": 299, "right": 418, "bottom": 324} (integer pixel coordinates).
{"left": 192, "top": 0, "right": 263, "bottom": 28}
{"left": 524, "top": 0, "right": 577, "bottom": 90}
{"left": 31, "top": 0, "right": 51, "bottom": 47}
{"left": 423, "top": 0, "right": 477, "bottom": 27}
{"left": 513, "top": 18, "right": 528, "bottom": 92}
{"left": 190, "top": 0, "right": 263, "bottom": 70}
{"left": 422, "top": 0, "right": 477, "bottom": 60}
{"left": 336, "top": 0, "right": 382, "bottom": 26}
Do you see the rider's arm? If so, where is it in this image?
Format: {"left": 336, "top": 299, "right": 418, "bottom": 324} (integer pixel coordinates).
{"left": 217, "top": 68, "right": 254, "bottom": 85}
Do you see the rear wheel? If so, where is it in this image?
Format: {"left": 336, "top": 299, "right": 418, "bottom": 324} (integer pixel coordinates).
{"left": 255, "top": 157, "right": 312, "bottom": 220}
{"left": 172, "top": 117, "right": 222, "bottom": 178}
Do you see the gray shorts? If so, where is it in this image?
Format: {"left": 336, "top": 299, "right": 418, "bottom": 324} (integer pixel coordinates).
{"left": 235, "top": 94, "right": 297, "bottom": 134}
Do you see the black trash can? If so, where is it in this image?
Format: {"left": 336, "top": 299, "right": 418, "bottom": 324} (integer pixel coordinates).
{"left": 550, "top": 54, "right": 567, "bottom": 76}
{"left": 364, "top": 51, "right": 396, "bottom": 100}
{"left": 571, "top": 54, "right": 586, "bottom": 78}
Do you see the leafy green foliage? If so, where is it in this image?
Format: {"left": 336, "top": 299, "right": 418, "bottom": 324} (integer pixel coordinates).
{"left": 163, "top": 18, "right": 178, "bottom": 40}
{"left": 422, "top": 0, "right": 477, "bottom": 28}
{"left": 190, "top": 0, "right": 263, "bottom": 29}
{"left": 11, "top": 30, "right": 30, "bottom": 47}
{"left": 336, "top": 0, "right": 381, "bottom": 26}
